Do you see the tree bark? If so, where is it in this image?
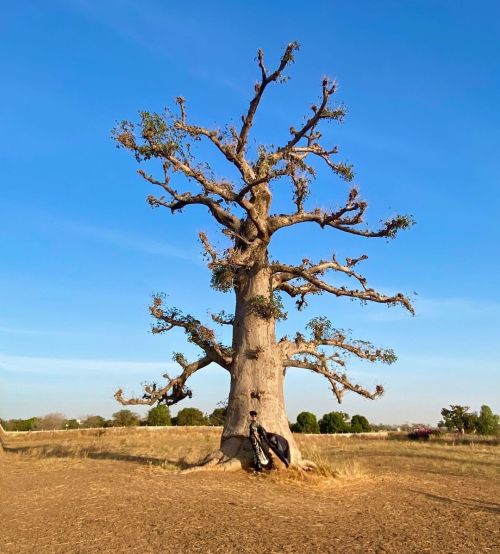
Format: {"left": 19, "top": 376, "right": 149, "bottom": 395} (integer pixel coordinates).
{"left": 214, "top": 261, "right": 301, "bottom": 468}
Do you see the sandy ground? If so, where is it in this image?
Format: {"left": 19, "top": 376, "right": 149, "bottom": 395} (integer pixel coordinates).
{"left": 1, "top": 447, "right": 499, "bottom": 554}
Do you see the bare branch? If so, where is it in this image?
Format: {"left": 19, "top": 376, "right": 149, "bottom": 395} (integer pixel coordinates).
{"left": 279, "top": 321, "right": 397, "bottom": 365}
{"left": 211, "top": 310, "right": 235, "bottom": 326}
{"left": 280, "top": 77, "right": 340, "bottom": 152}
{"left": 140, "top": 169, "right": 242, "bottom": 231}
{"left": 278, "top": 319, "right": 392, "bottom": 402}
{"left": 272, "top": 257, "right": 414, "bottom": 314}
{"left": 150, "top": 295, "right": 233, "bottom": 370}
{"left": 272, "top": 254, "right": 369, "bottom": 290}
{"left": 282, "top": 355, "right": 384, "bottom": 403}
{"left": 113, "top": 113, "right": 269, "bottom": 238}
{"left": 114, "top": 354, "right": 211, "bottom": 406}
{"left": 174, "top": 97, "right": 254, "bottom": 182}
{"left": 237, "top": 42, "right": 300, "bottom": 156}
{"left": 269, "top": 185, "right": 414, "bottom": 240}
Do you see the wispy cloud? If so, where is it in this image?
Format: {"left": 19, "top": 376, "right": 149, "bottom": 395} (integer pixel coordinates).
{"left": 416, "top": 297, "right": 500, "bottom": 318}
{"left": 69, "top": 221, "right": 199, "bottom": 262}
{"left": 2, "top": 201, "right": 200, "bottom": 262}
{"left": 66, "top": 0, "right": 198, "bottom": 62}
{"left": 363, "top": 295, "right": 500, "bottom": 322}
{"left": 0, "top": 353, "right": 176, "bottom": 377}
{"left": 395, "top": 352, "right": 499, "bottom": 375}
{"left": 0, "top": 326, "right": 77, "bottom": 337}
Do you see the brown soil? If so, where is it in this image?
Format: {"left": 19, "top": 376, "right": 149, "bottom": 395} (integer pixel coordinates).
{"left": 1, "top": 432, "right": 499, "bottom": 553}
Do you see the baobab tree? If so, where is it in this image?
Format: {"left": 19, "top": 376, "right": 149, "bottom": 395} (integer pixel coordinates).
{"left": 113, "top": 42, "right": 414, "bottom": 470}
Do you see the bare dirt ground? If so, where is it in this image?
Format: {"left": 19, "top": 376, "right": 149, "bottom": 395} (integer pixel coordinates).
{"left": 1, "top": 429, "right": 499, "bottom": 553}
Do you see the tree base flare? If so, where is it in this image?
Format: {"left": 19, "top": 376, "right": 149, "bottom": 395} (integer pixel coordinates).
{"left": 179, "top": 436, "right": 311, "bottom": 474}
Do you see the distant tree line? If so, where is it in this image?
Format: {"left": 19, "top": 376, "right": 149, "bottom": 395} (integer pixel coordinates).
{"left": 438, "top": 405, "right": 499, "bottom": 436}
{"left": 0, "top": 406, "right": 226, "bottom": 431}
{"left": 2, "top": 403, "right": 497, "bottom": 436}
{"left": 290, "top": 411, "right": 372, "bottom": 434}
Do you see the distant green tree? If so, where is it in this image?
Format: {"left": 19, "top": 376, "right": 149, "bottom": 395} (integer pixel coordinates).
{"left": 81, "top": 415, "right": 107, "bottom": 428}
{"left": 319, "top": 411, "right": 350, "bottom": 434}
{"left": 147, "top": 404, "right": 171, "bottom": 426}
{"left": 176, "top": 408, "right": 208, "bottom": 426}
{"left": 440, "top": 405, "right": 478, "bottom": 433}
{"left": 476, "top": 405, "right": 499, "bottom": 436}
{"left": 2, "top": 417, "right": 40, "bottom": 431}
{"left": 112, "top": 409, "right": 141, "bottom": 427}
{"left": 293, "top": 411, "right": 320, "bottom": 434}
{"left": 208, "top": 407, "right": 226, "bottom": 426}
{"left": 63, "top": 419, "right": 80, "bottom": 429}
{"left": 350, "top": 414, "right": 371, "bottom": 433}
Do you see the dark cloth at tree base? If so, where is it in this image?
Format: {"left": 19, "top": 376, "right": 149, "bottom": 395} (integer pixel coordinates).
{"left": 249, "top": 421, "right": 274, "bottom": 469}
{"left": 266, "top": 432, "right": 290, "bottom": 467}
{"left": 249, "top": 422, "right": 290, "bottom": 469}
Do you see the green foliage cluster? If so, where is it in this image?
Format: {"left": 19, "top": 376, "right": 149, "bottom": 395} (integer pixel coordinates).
{"left": 210, "top": 265, "right": 234, "bottom": 292}
{"left": 0, "top": 417, "right": 40, "bottom": 431}
{"left": 248, "top": 293, "right": 287, "bottom": 321}
{"left": 174, "top": 407, "right": 209, "bottom": 426}
{"left": 81, "top": 415, "right": 109, "bottom": 428}
{"left": 350, "top": 415, "right": 372, "bottom": 433}
{"left": 439, "top": 405, "right": 499, "bottom": 436}
{"left": 112, "top": 409, "right": 141, "bottom": 427}
{"left": 476, "top": 405, "right": 499, "bottom": 436}
{"left": 146, "top": 404, "right": 171, "bottom": 426}
{"left": 291, "top": 411, "right": 371, "bottom": 434}
{"left": 63, "top": 419, "right": 80, "bottom": 430}
{"left": 319, "top": 411, "right": 351, "bottom": 434}
{"left": 291, "top": 412, "right": 320, "bottom": 433}
{"left": 208, "top": 407, "right": 226, "bottom": 426}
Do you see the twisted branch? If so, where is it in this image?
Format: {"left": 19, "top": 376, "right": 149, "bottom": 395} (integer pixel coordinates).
{"left": 150, "top": 295, "right": 233, "bottom": 370}
{"left": 272, "top": 255, "right": 414, "bottom": 313}
{"left": 237, "top": 42, "right": 300, "bottom": 156}
{"left": 114, "top": 354, "right": 211, "bottom": 406}
{"left": 278, "top": 319, "right": 393, "bottom": 402}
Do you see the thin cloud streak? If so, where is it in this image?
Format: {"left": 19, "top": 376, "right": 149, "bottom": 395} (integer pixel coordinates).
{"left": 0, "top": 353, "right": 176, "bottom": 376}
{"left": 2, "top": 201, "right": 200, "bottom": 263}
{"left": 363, "top": 296, "right": 500, "bottom": 322}
{"left": 72, "top": 221, "right": 199, "bottom": 262}
{"left": 0, "top": 326, "right": 78, "bottom": 337}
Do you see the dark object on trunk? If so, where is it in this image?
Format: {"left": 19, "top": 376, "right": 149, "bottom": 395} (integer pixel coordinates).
{"left": 266, "top": 432, "right": 290, "bottom": 467}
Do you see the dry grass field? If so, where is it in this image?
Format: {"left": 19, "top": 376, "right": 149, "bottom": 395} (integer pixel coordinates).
{"left": 1, "top": 427, "right": 499, "bottom": 553}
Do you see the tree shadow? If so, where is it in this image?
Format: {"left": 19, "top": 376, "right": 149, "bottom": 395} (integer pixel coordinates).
{"left": 347, "top": 449, "right": 499, "bottom": 467}
{"left": 3, "top": 444, "right": 198, "bottom": 470}
{"left": 408, "top": 488, "right": 500, "bottom": 514}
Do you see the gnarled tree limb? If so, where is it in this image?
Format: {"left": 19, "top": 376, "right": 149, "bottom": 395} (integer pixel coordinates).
{"left": 278, "top": 318, "right": 392, "bottom": 402}
{"left": 115, "top": 354, "right": 212, "bottom": 406}
{"left": 150, "top": 295, "right": 233, "bottom": 370}
{"left": 272, "top": 256, "right": 414, "bottom": 313}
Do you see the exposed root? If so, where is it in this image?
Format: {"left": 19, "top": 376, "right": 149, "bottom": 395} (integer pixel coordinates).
{"left": 178, "top": 436, "right": 308, "bottom": 474}
{"left": 298, "top": 459, "right": 317, "bottom": 471}
{"left": 180, "top": 435, "right": 287, "bottom": 473}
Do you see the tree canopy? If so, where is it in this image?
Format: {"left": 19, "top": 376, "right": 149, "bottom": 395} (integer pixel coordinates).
{"left": 111, "top": 42, "right": 415, "bottom": 468}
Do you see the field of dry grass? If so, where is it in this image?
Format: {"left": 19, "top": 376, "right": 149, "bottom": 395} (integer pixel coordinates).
{"left": 1, "top": 427, "right": 499, "bottom": 553}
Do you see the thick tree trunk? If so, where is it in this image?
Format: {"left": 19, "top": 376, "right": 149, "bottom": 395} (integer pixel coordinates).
{"left": 205, "top": 262, "right": 302, "bottom": 469}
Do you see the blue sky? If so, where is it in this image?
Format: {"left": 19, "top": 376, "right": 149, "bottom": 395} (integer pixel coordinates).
{"left": 1, "top": 0, "right": 499, "bottom": 424}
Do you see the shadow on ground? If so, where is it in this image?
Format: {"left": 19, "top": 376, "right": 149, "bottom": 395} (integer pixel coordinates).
{"left": 408, "top": 488, "right": 500, "bottom": 515}
{"left": 2, "top": 444, "right": 196, "bottom": 470}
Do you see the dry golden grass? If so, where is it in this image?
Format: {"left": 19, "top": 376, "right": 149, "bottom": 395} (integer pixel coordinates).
{"left": 3, "top": 426, "right": 498, "bottom": 481}
{"left": 2, "top": 426, "right": 221, "bottom": 469}
{"left": 295, "top": 433, "right": 500, "bottom": 479}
